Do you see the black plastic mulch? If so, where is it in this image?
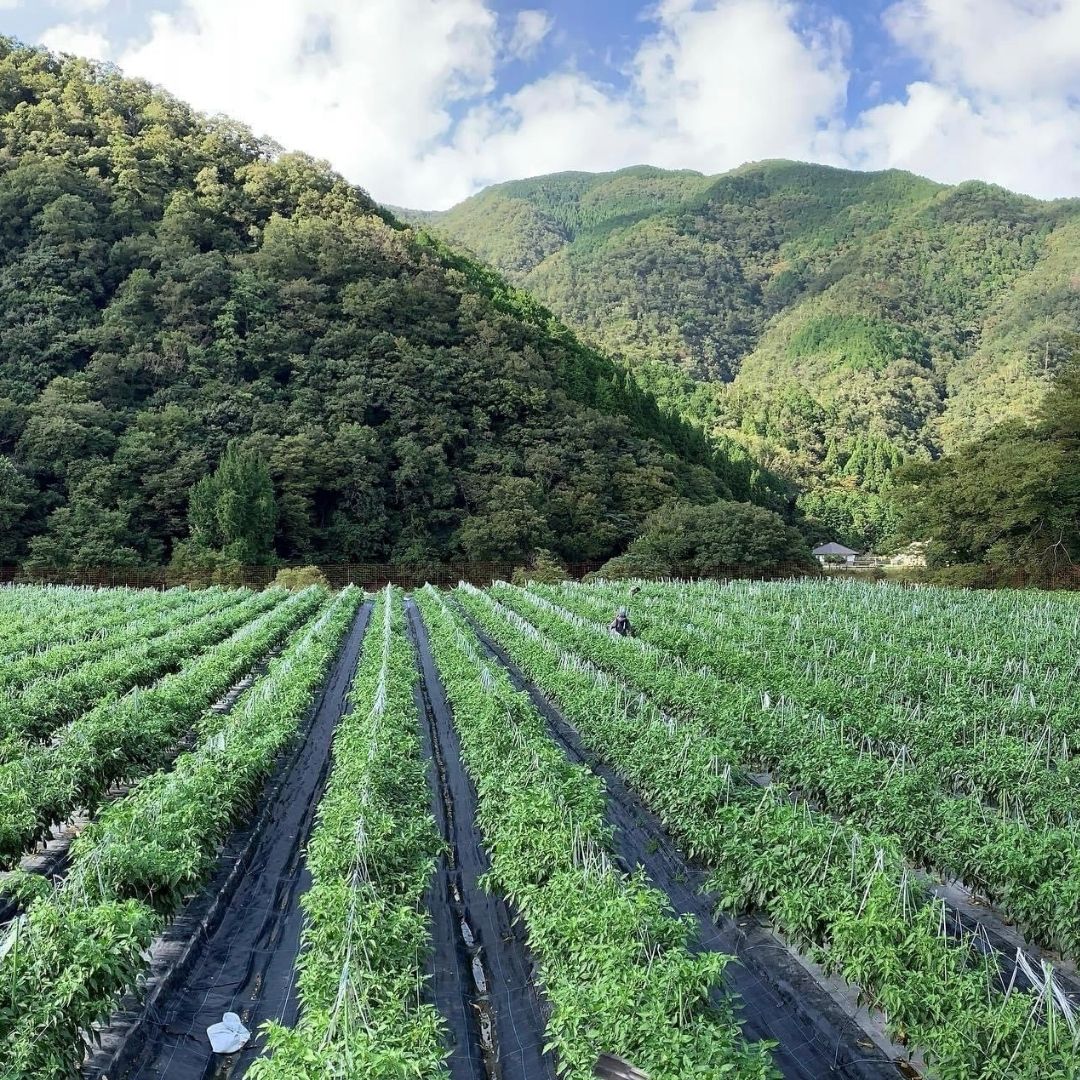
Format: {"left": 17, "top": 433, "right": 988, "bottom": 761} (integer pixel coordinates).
{"left": 84, "top": 601, "right": 372, "bottom": 1080}
{"left": 406, "top": 598, "right": 555, "bottom": 1080}
{"left": 461, "top": 607, "right": 906, "bottom": 1080}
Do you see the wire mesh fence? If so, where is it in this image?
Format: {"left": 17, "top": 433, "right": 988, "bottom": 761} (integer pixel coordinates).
{"left": 0, "top": 560, "right": 1077, "bottom": 591}
{"left": 0, "top": 560, "right": 819, "bottom": 591}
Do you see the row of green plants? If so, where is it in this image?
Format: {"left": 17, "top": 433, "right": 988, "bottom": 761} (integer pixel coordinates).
{"left": 549, "top": 581, "right": 1080, "bottom": 939}
{"left": 586, "top": 578, "right": 1067, "bottom": 710}
{"left": 606, "top": 578, "right": 1077, "bottom": 719}
{"left": 0, "top": 587, "right": 322, "bottom": 867}
{"left": 416, "top": 586, "right": 778, "bottom": 1080}
{"left": 679, "top": 579, "right": 1077, "bottom": 729}
{"left": 0, "top": 585, "right": 160, "bottom": 656}
{"left": 0, "top": 586, "right": 192, "bottom": 665}
{"left": 0, "top": 587, "right": 362, "bottom": 1079}
{"left": 458, "top": 584, "right": 1080, "bottom": 1078}
{"left": 0, "top": 586, "right": 262, "bottom": 745}
{"left": 0, "top": 586, "right": 234, "bottom": 694}
{"left": 560, "top": 581, "right": 1079, "bottom": 820}
{"left": 508, "top": 583, "right": 1080, "bottom": 960}
{"left": 251, "top": 588, "right": 447, "bottom": 1078}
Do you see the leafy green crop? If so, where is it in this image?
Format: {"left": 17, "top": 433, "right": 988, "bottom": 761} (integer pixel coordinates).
{"left": 463, "top": 580, "right": 1080, "bottom": 1076}
{"left": 0, "top": 587, "right": 361, "bottom": 1078}
{"left": 417, "top": 586, "right": 777, "bottom": 1080}
{"left": 0, "top": 585, "right": 198, "bottom": 666}
{"left": 0, "top": 586, "right": 323, "bottom": 866}
{"left": 545, "top": 579, "right": 1080, "bottom": 952}
{"left": 252, "top": 588, "right": 447, "bottom": 1078}
{"left": 0, "top": 585, "right": 248, "bottom": 739}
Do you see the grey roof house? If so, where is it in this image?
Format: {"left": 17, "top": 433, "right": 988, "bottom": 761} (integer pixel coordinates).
{"left": 812, "top": 542, "right": 860, "bottom": 567}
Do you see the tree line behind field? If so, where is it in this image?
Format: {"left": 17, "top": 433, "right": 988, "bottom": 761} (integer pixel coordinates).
{"left": 0, "top": 41, "right": 797, "bottom": 575}
{"left": 415, "top": 162, "right": 1080, "bottom": 555}
{"left": 0, "top": 41, "right": 1074, "bottom": 587}
{"left": 895, "top": 349, "right": 1080, "bottom": 586}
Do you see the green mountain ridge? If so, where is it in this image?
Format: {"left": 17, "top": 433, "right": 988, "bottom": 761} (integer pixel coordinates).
{"left": 0, "top": 41, "right": 785, "bottom": 570}
{"left": 408, "top": 161, "right": 1080, "bottom": 547}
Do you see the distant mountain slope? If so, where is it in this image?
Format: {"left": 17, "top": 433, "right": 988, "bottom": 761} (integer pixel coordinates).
{"left": 416, "top": 161, "right": 1080, "bottom": 546}
{"left": 0, "top": 41, "right": 785, "bottom": 569}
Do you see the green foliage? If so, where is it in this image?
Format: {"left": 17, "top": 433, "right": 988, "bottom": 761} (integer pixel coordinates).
{"left": 896, "top": 351, "right": 1080, "bottom": 580}
{"left": 0, "top": 41, "right": 775, "bottom": 570}
{"left": 586, "top": 551, "right": 666, "bottom": 580}
{"left": 0, "top": 457, "right": 39, "bottom": 562}
{"left": 797, "top": 483, "right": 899, "bottom": 552}
{"left": 272, "top": 565, "right": 330, "bottom": 591}
{"left": 168, "top": 541, "right": 245, "bottom": 587}
{"left": 599, "top": 499, "right": 812, "bottom": 577}
{"left": 425, "top": 161, "right": 1080, "bottom": 550}
{"left": 418, "top": 587, "right": 777, "bottom": 1079}
{"left": 919, "top": 563, "right": 998, "bottom": 589}
{"left": 0, "top": 589, "right": 359, "bottom": 1077}
{"left": 0, "top": 589, "right": 310, "bottom": 865}
{"left": 0, "top": 868, "right": 51, "bottom": 909}
{"left": 0, "top": 899, "right": 163, "bottom": 1078}
{"left": 464, "top": 578, "right": 1080, "bottom": 1075}
{"left": 788, "top": 314, "right": 929, "bottom": 371}
{"left": 251, "top": 590, "right": 447, "bottom": 1078}
{"left": 510, "top": 548, "right": 570, "bottom": 585}
{"left": 188, "top": 442, "right": 276, "bottom": 564}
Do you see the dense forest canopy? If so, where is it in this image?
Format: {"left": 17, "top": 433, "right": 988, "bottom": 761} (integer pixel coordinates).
{"left": 0, "top": 40, "right": 793, "bottom": 570}
{"left": 896, "top": 351, "right": 1080, "bottom": 583}
{"left": 413, "top": 162, "right": 1080, "bottom": 550}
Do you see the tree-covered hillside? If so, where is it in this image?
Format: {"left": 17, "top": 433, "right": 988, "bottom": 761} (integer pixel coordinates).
{"left": 896, "top": 348, "right": 1080, "bottom": 583}
{"left": 0, "top": 41, "right": 789, "bottom": 570}
{"left": 416, "top": 162, "right": 1080, "bottom": 548}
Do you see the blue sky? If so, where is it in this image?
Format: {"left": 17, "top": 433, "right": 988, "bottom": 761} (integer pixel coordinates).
{"left": 484, "top": 0, "right": 917, "bottom": 119}
{"left": 4, "top": 1, "right": 1080, "bottom": 208}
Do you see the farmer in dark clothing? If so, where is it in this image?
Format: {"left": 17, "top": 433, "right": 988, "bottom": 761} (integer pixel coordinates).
{"left": 610, "top": 607, "right": 634, "bottom": 637}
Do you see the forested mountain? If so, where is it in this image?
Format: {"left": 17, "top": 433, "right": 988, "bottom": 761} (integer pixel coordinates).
{"left": 896, "top": 348, "right": 1080, "bottom": 582}
{"left": 413, "top": 163, "right": 1080, "bottom": 547}
{"left": 0, "top": 40, "right": 788, "bottom": 570}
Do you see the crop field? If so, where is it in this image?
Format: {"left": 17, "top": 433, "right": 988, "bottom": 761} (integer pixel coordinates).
{"left": 0, "top": 579, "right": 1079, "bottom": 1079}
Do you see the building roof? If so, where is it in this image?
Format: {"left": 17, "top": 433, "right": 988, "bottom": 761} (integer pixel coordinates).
{"left": 813, "top": 542, "right": 860, "bottom": 556}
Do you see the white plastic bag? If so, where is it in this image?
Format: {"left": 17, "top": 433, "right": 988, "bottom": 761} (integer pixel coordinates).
{"left": 207, "top": 1012, "right": 250, "bottom": 1054}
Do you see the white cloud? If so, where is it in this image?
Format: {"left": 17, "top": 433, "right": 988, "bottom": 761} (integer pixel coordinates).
{"left": 118, "top": 0, "right": 497, "bottom": 204}
{"left": 885, "top": 0, "right": 1080, "bottom": 101}
{"left": 414, "top": 0, "right": 850, "bottom": 204}
{"left": 39, "top": 22, "right": 110, "bottom": 60}
{"left": 506, "top": 9, "right": 552, "bottom": 61}
{"left": 419, "top": 73, "right": 643, "bottom": 197}
{"left": 104, "top": 0, "right": 849, "bottom": 207}
{"left": 74, "top": 0, "right": 1080, "bottom": 208}
{"left": 50, "top": 0, "right": 110, "bottom": 12}
{"left": 825, "top": 0, "right": 1080, "bottom": 199}
{"left": 631, "top": 0, "right": 848, "bottom": 167}
{"left": 830, "top": 82, "right": 1080, "bottom": 199}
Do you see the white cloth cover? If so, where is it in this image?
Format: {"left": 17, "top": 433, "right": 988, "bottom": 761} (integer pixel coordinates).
{"left": 207, "top": 1012, "right": 250, "bottom": 1054}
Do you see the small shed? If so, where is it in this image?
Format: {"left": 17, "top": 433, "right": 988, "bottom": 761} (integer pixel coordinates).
{"left": 813, "top": 542, "right": 859, "bottom": 567}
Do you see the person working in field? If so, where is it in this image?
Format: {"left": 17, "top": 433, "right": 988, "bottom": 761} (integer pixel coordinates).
{"left": 609, "top": 607, "right": 635, "bottom": 637}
